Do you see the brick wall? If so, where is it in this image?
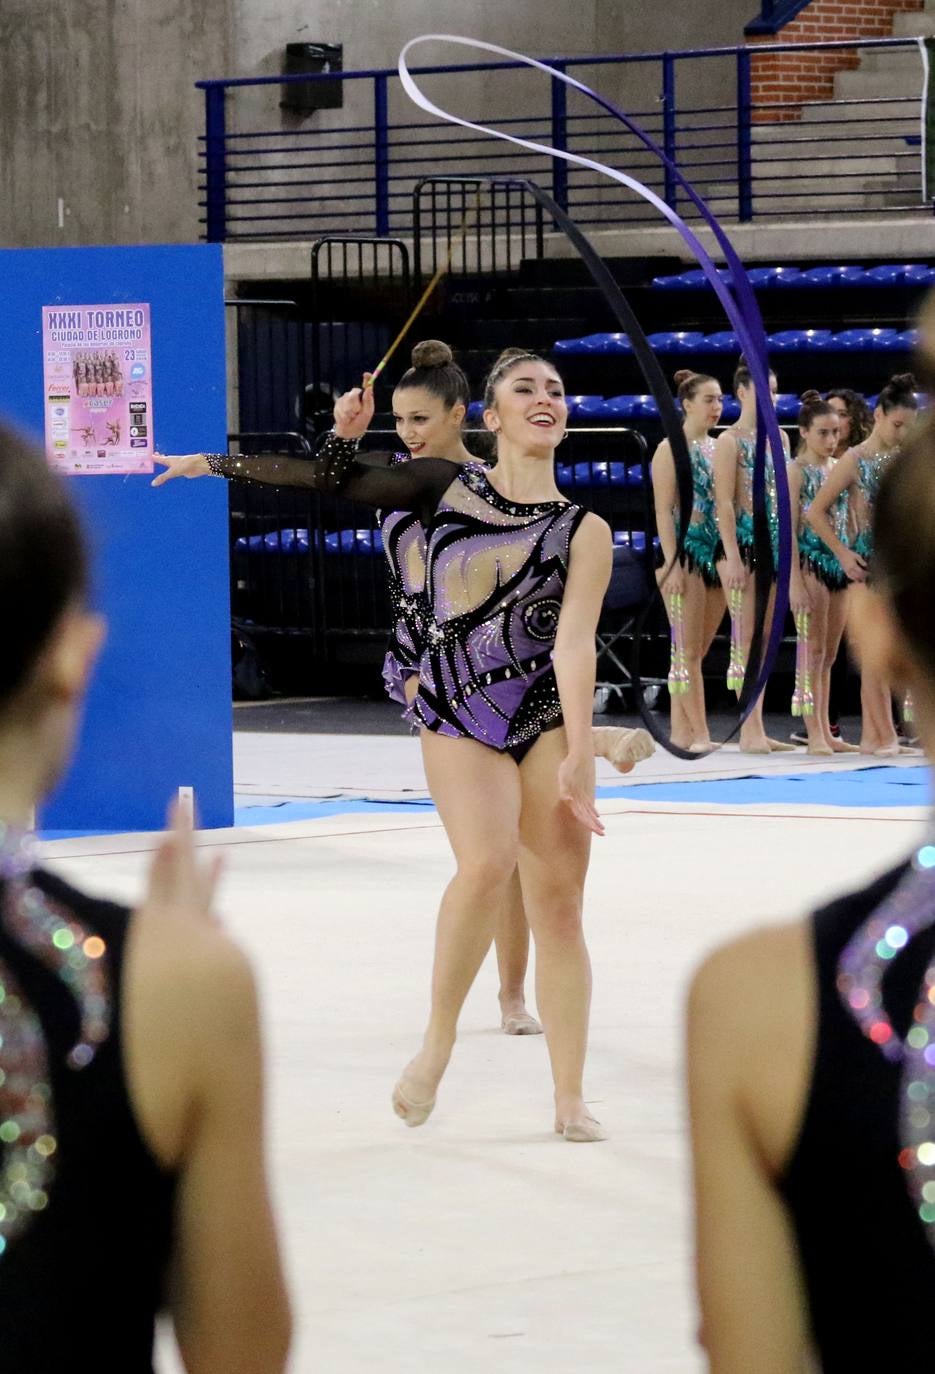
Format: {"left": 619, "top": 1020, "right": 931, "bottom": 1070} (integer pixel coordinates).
{"left": 750, "top": 0, "right": 923, "bottom": 122}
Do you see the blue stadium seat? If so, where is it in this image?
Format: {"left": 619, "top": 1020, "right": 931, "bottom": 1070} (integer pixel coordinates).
{"left": 767, "top": 329, "right": 810, "bottom": 352}
{"left": 747, "top": 266, "right": 801, "bottom": 287}
{"left": 703, "top": 330, "right": 739, "bottom": 353}
{"left": 553, "top": 335, "right": 585, "bottom": 354}
{"left": 626, "top": 463, "right": 646, "bottom": 486}
{"left": 720, "top": 397, "right": 741, "bottom": 422}
{"left": 604, "top": 394, "right": 659, "bottom": 419}
{"left": 591, "top": 332, "right": 633, "bottom": 354}
{"left": 647, "top": 330, "right": 706, "bottom": 353}
{"left": 896, "top": 328, "right": 919, "bottom": 348}
{"left": 612, "top": 530, "right": 660, "bottom": 552}
{"left": 775, "top": 394, "right": 801, "bottom": 420}
{"left": 234, "top": 527, "right": 384, "bottom": 556}
{"left": 566, "top": 395, "right": 603, "bottom": 419}
{"left": 798, "top": 265, "right": 866, "bottom": 287}
{"left": 831, "top": 328, "right": 873, "bottom": 351}
{"left": 771, "top": 267, "right": 806, "bottom": 288}
{"left": 863, "top": 263, "right": 935, "bottom": 286}
{"left": 575, "top": 396, "right": 616, "bottom": 420}
{"left": 467, "top": 400, "right": 484, "bottom": 421}
{"left": 651, "top": 268, "right": 731, "bottom": 288}
{"left": 868, "top": 327, "right": 901, "bottom": 351}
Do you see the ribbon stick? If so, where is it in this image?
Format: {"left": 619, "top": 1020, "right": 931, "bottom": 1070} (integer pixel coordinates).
{"left": 397, "top": 36, "right": 792, "bottom": 755}
{"left": 792, "top": 611, "right": 814, "bottom": 717}
{"left": 667, "top": 592, "right": 690, "bottom": 696}
{"left": 367, "top": 189, "right": 485, "bottom": 387}
{"left": 726, "top": 588, "right": 747, "bottom": 696}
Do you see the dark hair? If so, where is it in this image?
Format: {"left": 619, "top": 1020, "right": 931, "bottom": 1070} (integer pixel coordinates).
{"left": 482, "top": 348, "right": 551, "bottom": 408}
{"left": 674, "top": 370, "right": 719, "bottom": 406}
{"left": 826, "top": 387, "right": 872, "bottom": 447}
{"left": 395, "top": 339, "right": 470, "bottom": 412}
{"left": 876, "top": 372, "right": 918, "bottom": 415}
{"left": 733, "top": 355, "right": 776, "bottom": 395}
{"left": 798, "top": 389, "right": 833, "bottom": 429}
{"left": 0, "top": 421, "right": 87, "bottom": 708}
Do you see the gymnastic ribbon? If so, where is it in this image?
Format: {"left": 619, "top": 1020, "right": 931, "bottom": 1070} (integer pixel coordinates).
{"left": 398, "top": 36, "right": 793, "bottom": 759}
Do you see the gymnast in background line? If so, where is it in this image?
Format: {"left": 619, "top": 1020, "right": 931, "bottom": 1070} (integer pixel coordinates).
{"left": 712, "top": 358, "right": 794, "bottom": 755}
{"left": 651, "top": 369, "right": 726, "bottom": 752}
{"left": 786, "top": 392, "right": 858, "bottom": 756}
{"left": 806, "top": 373, "right": 919, "bottom": 755}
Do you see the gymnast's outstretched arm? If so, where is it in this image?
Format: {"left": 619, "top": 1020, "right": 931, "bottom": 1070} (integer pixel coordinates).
{"left": 152, "top": 431, "right": 459, "bottom": 519}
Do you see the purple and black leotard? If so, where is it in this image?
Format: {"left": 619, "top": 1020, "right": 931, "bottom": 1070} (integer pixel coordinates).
{"left": 207, "top": 434, "right": 587, "bottom": 757}
{"left": 378, "top": 455, "right": 429, "bottom": 706}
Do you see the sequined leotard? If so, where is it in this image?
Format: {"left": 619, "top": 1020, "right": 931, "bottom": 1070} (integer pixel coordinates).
{"left": 678, "top": 436, "right": 720, "bottom": 587}
{"left": 378, "top": 454, "right": 429, "bottom": 705}
{"left": 0, "top": 870, "right": 176, "bottom": 1370}
{"left": 208, "top": 437, "right": 588, "bottom": 756}
{"left": 853, "top": 448, "right": 899, "bottom": 564}
{"left": 779, "top": 864, "right": 935, "bottom": 1366}
{"left": 731, "top": 433, "right": 781, "bottom": 574}
{"left": 796, "top": 462, "right": 849, "bottom": 591}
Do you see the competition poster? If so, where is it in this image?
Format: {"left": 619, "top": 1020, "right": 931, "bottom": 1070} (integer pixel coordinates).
{"left": 42, "top": 303, "right": 154, "bottom": 475}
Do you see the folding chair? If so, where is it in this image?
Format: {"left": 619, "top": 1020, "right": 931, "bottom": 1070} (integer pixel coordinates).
{"left": 594, "top": 542, "right": 667, "bottom": 712}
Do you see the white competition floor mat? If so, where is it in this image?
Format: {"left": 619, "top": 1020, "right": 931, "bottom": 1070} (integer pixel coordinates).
{"left": 37, "top": 734, "right": 930, "bottom": 1373}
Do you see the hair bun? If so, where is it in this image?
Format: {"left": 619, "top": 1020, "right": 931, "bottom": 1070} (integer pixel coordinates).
{"left": 411, "top": 339, "right": 453, "bottom": 369}
{"left": 890, "top": 372, "right": 917, "bottom": 391}
{"left": 800, "top": 389, "right": 822, "bottom": 403}
{"left": 673, "top": 369, "right": 696, "bottom": 386}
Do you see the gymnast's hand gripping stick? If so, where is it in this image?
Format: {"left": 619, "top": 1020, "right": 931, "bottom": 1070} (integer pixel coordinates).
{"left": 667, "top": 592, "right": 691, "bottom": 697}
{"left": 791, "top": 611, "right": 815, "bottom": 717}
{"left": 726, "top": 587, "right": 747, "bottom": 696}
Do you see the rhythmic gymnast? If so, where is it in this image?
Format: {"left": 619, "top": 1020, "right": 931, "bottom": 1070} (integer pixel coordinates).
{"left": 155, "top": 348, "right": 628, "bottom": 1141}
{"left": 363, "top": 338, "right": 652, "bottom": 1035}
{"left": 651, "top": 370, "right": 726, "bottom": 751}
{"left": 713, "top": 358, "right": 795, "bottom": 755}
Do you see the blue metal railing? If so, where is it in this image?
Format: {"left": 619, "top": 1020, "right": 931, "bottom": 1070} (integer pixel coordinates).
{"left": 197, "top": 37, "right": 928, "bottom": 241}
{"left": 745, "top": 1, "right": 815, "bottom": 36}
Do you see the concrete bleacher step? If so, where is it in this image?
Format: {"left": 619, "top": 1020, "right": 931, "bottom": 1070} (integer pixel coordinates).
{"left": 891, "top": 9, "right": 935, "bottom": 37}
{"left": 856, "top": 44, "right": 930, "bottom": 74}
{"left": 833, "top": 65, "right": 925, "bottom": 100}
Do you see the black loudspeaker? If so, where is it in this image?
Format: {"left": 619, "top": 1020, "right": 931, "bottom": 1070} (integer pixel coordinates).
{"left": 280, "top": 42, "right": 344, "bottom": 112}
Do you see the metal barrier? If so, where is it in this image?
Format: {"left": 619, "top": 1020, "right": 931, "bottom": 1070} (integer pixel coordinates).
{"left": 413, "top": 176, "right": 545, "bottom": 284}
{"left": 308, "top": 237, "right": 412, "bottom": 422}
{"left": 226, "top": 300, "right": 309, "bottom": 439}
{"left": 224, "top": 429, "right": 663, "bottom": 679}
{"left": 198, "top": 37, "right": 929, "bottom": 240}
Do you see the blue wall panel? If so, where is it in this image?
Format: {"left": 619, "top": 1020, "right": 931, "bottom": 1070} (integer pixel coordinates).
{"left": 0, "top": 244, "right": 233, "bottom": 831}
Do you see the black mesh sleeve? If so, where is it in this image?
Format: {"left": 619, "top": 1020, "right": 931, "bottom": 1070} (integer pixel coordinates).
{"left": 205, "top": 433, "right": 459, "bottom": 516}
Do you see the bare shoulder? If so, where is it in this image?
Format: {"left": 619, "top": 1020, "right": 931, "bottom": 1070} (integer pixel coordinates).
{"left": 123, "top": 903, "right": 262, "bottom": 1169}
{"left": 571, "top": 509, "right": 612, "bottom": 549}
{"left": 651, "top": 437, "right": 673, "bottom": 464}
{"left": 689, "top": 918, "right": 813, "bottom": 1045}
{"left": 128, "top": 905, "right": 259, "bottom": 1048}
{"left": 689, "top": 918, "right": 816, "bottom": 1170}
